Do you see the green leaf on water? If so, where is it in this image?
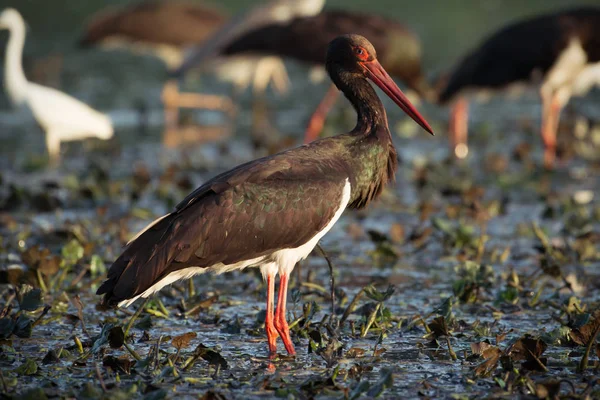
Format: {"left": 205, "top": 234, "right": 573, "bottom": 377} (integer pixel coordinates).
{"left": 498, "top": 287, "right": 519, "bottom": 305}
{"left": 42, "top": 349, "right": 60, "bottom": 365}
{"left": 91, "top": 323, "right": 116, "bottom": 353}
{"left": 364, "top": 285, "right": 395, "bottom": 303}
{"left": 494, "top": 377, "right": 506, "bottom": 389}
{"left": 189, "top": 343, "right": 228, "bottom": 370}
{"left": 14, "top": 314, "right": 33, "bottom": 338}
{"left": 565, "top": 297, "right": 585, "bottom": 315}
{"left": 19, "top": 387, "right": 47, "bottom": 400}
{"left": 0, "top": 317, "right": 16, "bottom": 339}
{"left": 135, "top": 315, "right": 153, "bottom": 331}
{"left": 61, "top": 239, "right": 84, "bottom": 265}
{"left": 433, "top": 297, "right": 455, "bottom": 322}
{"left": 103, "top": 355, "right": 135, "bottom": 374}
{"left": 90, "top": 255, "right": 106, "bottom": 278}
{"left": 18, "top": 284, "right": 43, "bottom": 311}
{"left": 453, "top": 262, "right": 495, "bottom": 303}
{"left": 432, "top": 217, "right": 453, "bottom": 235}
{"left": 14, "top": 358, "right": 38, "bottom": 375}
{"left": 367, "top": 368, "right": 393, "bottom": 397}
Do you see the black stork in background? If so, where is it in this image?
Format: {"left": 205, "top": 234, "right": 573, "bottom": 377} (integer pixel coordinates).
{"left": 213, "top": 10, "right": 434, "bottom": 143}
{"left": 437, "top": 7, "right": 600, "bottom": 167}
{"left": 97, "top": 34, "right": 433, "bottom": 358}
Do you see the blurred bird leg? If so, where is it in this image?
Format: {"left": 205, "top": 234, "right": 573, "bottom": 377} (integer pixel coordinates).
{"left": 449, "top": 97, "right": 469, "bottom": 159}
{"left": 176, "top": 92, "right": 236, "bottom": 116}
{"left": 252, "top": 56, "right": 290, "bottom": 96}
{"left": 539, "top": 38, "right": 588, "bottom": 168}
{"left": 303, "top": 84, "right": 340, "bottom": 143}
{"left": 274, "top": 272, "right": 295, "bottom": 355}
{"left": 162, "top": 79, "right": 237, "bottom": 128}
{"left": 45, "top": 132, "right": 61, "bottom": 165}
{"left": 162, "top": 80, "right": 180, "bottom": 133}
{"left": 540, "top": 89, "right": 562, "bottom": 169}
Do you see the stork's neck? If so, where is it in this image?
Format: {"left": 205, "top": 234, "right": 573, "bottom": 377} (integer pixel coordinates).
{"left": 3, "top": 18, "right": 29, "bottom": 106}
{"left": 332, "top": 68, "right": 390, "bottom": 137}
{"left": 329, "top": 66, "right": 397, "bottom": 209}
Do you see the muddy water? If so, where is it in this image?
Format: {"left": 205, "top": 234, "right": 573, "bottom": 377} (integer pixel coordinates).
{"left": 2, "top": 119, "right": 600, "bottom": 397}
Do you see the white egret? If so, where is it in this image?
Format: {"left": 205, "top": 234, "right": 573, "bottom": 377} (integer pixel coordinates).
{"left": 1, "top": 8, "right": 113, "bottom": 163}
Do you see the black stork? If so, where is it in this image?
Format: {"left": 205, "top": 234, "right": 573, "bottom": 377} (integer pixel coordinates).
{"left": 217, "top": 9, "right": 433, "bottom": 143}
{"left": 437, "top": 7, "right": 600, "bottom": 167}
{"left": 97, "top": 34, "right": 433, "bottom": 358}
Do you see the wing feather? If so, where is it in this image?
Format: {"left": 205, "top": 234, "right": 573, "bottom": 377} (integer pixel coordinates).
{"left": 98, "top": 144, "right": 351, "bottom": 305}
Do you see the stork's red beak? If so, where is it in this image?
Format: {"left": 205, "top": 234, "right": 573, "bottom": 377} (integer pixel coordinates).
{"left": 361, "top": 59, "right": 434, "bottom": 135}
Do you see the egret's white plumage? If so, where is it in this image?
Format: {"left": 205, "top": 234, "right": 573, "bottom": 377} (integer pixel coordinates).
{"left": 1, "top": 8, "right": 113, "bottom": 162}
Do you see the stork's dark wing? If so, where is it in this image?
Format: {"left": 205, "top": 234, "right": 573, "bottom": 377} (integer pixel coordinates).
{"left": 79, "top": 1, "right": 225, "bottom": 48}
{"left": 98, "top": 146, "right": 351, "bottom": 305}
{"left": 222, "top": 11, "right": 407, "bottom": 67}
{"left": 221, "top": 10, "right": 427, "bottom": 94}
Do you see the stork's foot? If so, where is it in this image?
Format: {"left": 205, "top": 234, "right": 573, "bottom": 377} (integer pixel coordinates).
{"left": 274, "top": 317, "right": 295, "bottom": 356}
{"left": 266, "top": 316, "right": 279, "bottom": 357}
{"left": 449, "top": 97, "right": 469, "bottom": 160}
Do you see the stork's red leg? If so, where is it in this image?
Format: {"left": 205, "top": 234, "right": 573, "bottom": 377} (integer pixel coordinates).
{"left": 449, "top": 97, "right": 469, "bottom": 159}
{"left": 541, "top": 93, "right": 561, "bottom": 169}
{"left": 265, "top": 273, "right": 278, "bottom": 357}
{"left": 162, "top": 80, "right": 180, "bottom": 136}
{"left": 303, "top": 84, "right": 340, "bottom": 143}
{"left": 274, "top": 273, "right": 295, "bottom": 355}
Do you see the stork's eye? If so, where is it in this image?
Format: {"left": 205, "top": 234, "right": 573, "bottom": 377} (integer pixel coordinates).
{"left": 353, "top": 46, "right": 368, "bottom": 60}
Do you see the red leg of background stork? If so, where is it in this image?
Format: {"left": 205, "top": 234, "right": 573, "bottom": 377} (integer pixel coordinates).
{"left": 303, "top": 84, "right": 340, "bottom": 143}
{"left": 449, "top": 97, "right": 469, "bottom": 159}
{"left": 265, "top": 273, "right": 279, "bottom": 357}
{"left": 541, "top": 92, "right": 561, "bottom": 169}
{"left": 162, "top": 80, "right": 180, "bottom": 133}
{"left": 274, "top": 273, "right": 296, "bottom": 355}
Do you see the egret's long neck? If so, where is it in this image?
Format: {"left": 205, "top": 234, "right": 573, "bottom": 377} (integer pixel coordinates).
{"left": 3, "top": 19, "right": 28, "bottom": 106}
